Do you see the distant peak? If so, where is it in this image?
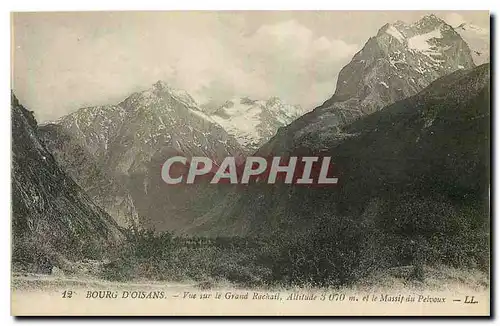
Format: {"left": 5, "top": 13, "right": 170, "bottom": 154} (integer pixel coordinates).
{"left": 148, "top": 80, "right": 198, "bottom": 107}
{"left": 393, "top": 20, "right": 407, "bottom": 28}
{"left": 11, "top": 91, "right": 19, "bottom": 106}
{"left": 152, "top": 80, "right": 170, "bottom": 90}
{"left": 239, "top": 97, "right": 258, "bottom": 105}
{"left": 377, "top": 23, "right": 391, "bottom": 35}
{"left": 266, "top": 96, "right": 283, "bottom": 106}
{"left": 377, "top": 23, "right": 406, "bottom": 43}
{"left": 420, "top": 14, "right": 441, "bottom": 22}
{"left": 414, "top": 14, "right": 446, "bottom": 28}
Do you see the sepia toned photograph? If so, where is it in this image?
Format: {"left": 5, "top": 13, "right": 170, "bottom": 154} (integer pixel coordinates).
{"left": 10, "top": 10, "right": 490, "bottom": 316}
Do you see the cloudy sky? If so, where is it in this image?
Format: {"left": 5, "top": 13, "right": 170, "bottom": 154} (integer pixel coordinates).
{"left": 12, "top": 11, "right": 489, "bottom": 122}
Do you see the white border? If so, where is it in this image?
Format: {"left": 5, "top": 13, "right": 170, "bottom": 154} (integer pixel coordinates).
{"left": 5, "top": 1, "right": 495, "bottom": 11}
{"left": 1, "top": 1, "right": 498, "bottom": 325}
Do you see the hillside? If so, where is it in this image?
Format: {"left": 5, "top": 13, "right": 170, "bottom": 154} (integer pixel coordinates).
{"left": 11, "top": 94, "right": 124, "bottom": 273}
{"left": 192, "top": 63, "right": 490, "bottom": 241}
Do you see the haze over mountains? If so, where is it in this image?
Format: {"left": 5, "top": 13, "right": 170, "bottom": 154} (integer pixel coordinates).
{"left": 207, "top": 96, "right": 306, "bottom": 152}
{"left": 453, "top": 22, "right": 490, "bottom": 65}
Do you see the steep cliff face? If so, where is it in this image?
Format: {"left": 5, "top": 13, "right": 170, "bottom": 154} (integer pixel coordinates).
{"left": 258, "top": 14, "right": 475, "bottom": 155}
{"left": 39, "top": 124, "right": 140, "bottom": 229}
{"left": 11, "top": 94, "right": 124, "bottom": 271}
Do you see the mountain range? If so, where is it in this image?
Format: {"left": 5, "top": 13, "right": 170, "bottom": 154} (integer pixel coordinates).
{"left": 40, "top": 81, "right": 245, "bottom": 231}
{"left": 187, "top": 14, "right": 486, "bottom": 235}
{"left": 27, "top": 14, "right": 489, "bottom": 237}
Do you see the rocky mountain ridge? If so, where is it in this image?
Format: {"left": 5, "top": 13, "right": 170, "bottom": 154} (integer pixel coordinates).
{"left": 40, "top": 81, "right": 244, "bottom": 231}
{"left": 11, "top": 93, "right": 124, "bottom": 272}
{"left": 258, "top": 14, "right": 476, "bottom": 155}
{"left": 190, "top": 63, "right": 490, "bottom": 237}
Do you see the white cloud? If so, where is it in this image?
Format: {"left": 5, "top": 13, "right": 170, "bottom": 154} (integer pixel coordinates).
{"left": 444, "top": 13, "right": 467, "bottom": 27}
{"left": 192, "top": 19, "right": 359, "bottom": 110}
{"left": 13, "top": 14, "right": 360, "bottom": 121}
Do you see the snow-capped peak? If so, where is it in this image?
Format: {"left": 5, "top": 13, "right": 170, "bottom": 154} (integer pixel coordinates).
{"left": 208, "top": 96, "right": 306, "bottom": 151}
{"left": 152, "top": 80, "right": 199, "bottom": 108}
{"left": 373, "top": 15, "right": 488, "bottom": 76}
{"left": 413, "top": 14, "right": 446, "bottom": 30}
{"left": 372, "top": 15, "right": 474, "bottom": 77}
{"left": 384, "top": 24, "right": 406, "bottom": 43}
{"left": 407, "top": 28, "right": 443, "bottom": 57}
